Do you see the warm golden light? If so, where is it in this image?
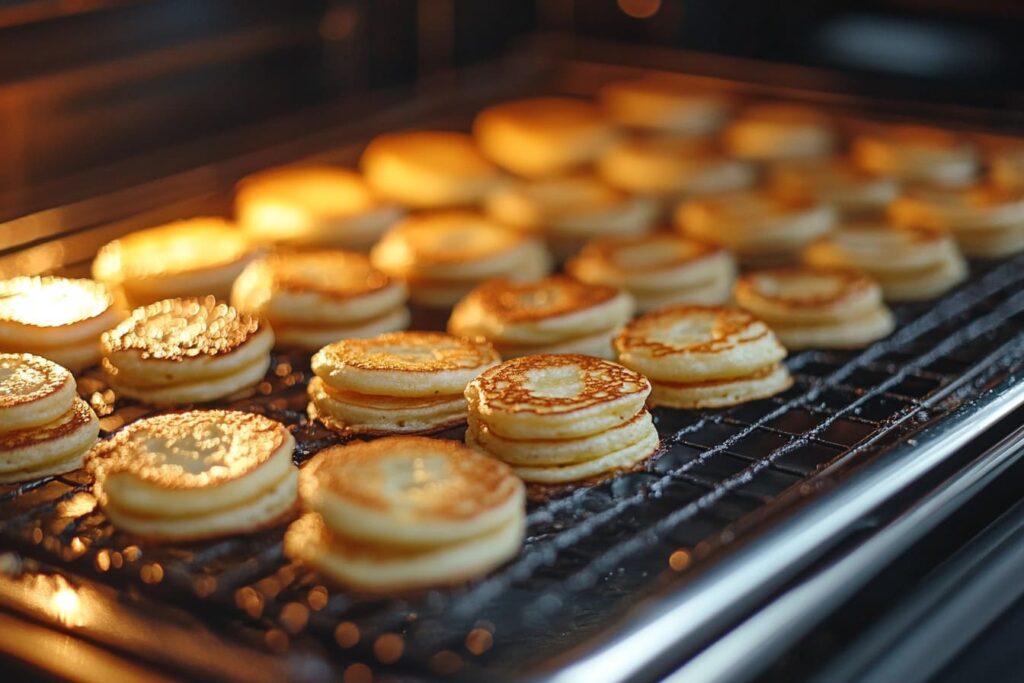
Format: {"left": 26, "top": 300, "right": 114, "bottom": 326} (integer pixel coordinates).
{"left": 48, "top": 581, "right": 84, "bottom": 627}
{"left": 0, "top": 277, "right": 112, "bottom": 327}
{"left": 619, "top": 0, "right": 661, "bottom": 19}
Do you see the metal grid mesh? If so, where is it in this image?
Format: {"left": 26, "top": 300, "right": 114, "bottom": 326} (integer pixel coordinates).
{"left": 1, "top": 251, "right": 1023, "bottom": 679}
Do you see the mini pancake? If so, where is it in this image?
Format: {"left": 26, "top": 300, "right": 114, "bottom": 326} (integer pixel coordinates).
{"left": 448, "top": 276, "right": 634, "bottom": 346}
{"left": 803, "top": 223, "right": 967, "bottom": 301}
{"left": 311, "top": 331, "right": 500, "bottom": 398}
{"left": 852, "top": 125, "right": 978, "bottom": 186}
{"left": 724, "top": 103, "right": 835, "bottom": 161}
{"left": 235, "top": 165, "right": 404, "bottom": 250}
{"left": 92, "top": 217, "right": 256, "bottom": 306}
{"left": 465, "top": 354, "right": 651, "bottom": 440}
{"left": 598, "top": 135, "right": 756, "bottom": 199}
{"left": 284, "top": 511, "right": 524, "bottom": 592}
{"left": 370, "top": 212, "right": 552, "bottom": 301}
{"left": 675, "top": 190, "right": 836, "bottom": 263}
{"left": 598, "top": 77, "right": 732, "bottom": 135}
{"left": 230, "top": 250, "right": 409, "bottom": 349}
{"left": 613, "top": 306, "right": 787, "bottom": 383}
{"left": 87, "top": 410, "right": 298, "bottom": 541}
{"left": 769, "top": 158, "right": 899, "bottom": 218}
{"left": 466, "top": 409, "right": 655, "bottom": 466}
{"left": 307, "top": 376, "right": 467, "bottom": 435}
{"left": 473, "top": 97, "right": 617, "bottom": 177}
{"left": 566, "top": 233, "right": 736, "bottom": 312}
{"left": 399, "top": 249, "right": 552, "bottom": 309}
{"left": 0, "top": 277, "right": 122, "bottom": 370}
{"left": 766, "top": 307, "right": 896, "bottom": 350}
{"left": 650, "top": 363, "right": 794, "bottom": 409}
{"left": 990, "top": 145, "right": 1024, "bottom": 189}
{"left": 361, "top": 130, "right": 503, "bottom": 208}
{"left": 0, "top": 398, "right": 99, "bottom": 483}
{"left": 951, "top": 223, "right": 1024, "bottom": 258}
{"left": 734, "top": 268, "right": 883, "bottom": 325}
{"left": 0, "top": 353, "right": 77, "bottom": 432}
{"left": 101, "top": 297, "right": 274, "bottom": 405}
{"left": 299, "top": 436, "right": 524, "bottom": 547}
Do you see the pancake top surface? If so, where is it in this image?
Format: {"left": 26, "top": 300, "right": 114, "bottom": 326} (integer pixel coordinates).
{"left": 476, "top": 97, "right": 609, "bottom": 135}
{"left": 737, "top": 268, "right": 879, "bottom": 308}
{"left": 0, "top": 353, "right": 73, "bottom": 409}
{"left": 462, "top": 276, "right": 623, "bottom": 323}
{"left": 92, "top": 218, "right": 251, "bottom": 282}
{"left": 0, "top": 398, "right": 95, "bottom": 450}
{"left": 102, "top": 297, "right": 263, "bottom": 361}
{"left": 237, "top": 166, "right": 379, "bottom": 215}
{"left": 469, "top": 354, "right": 650, "bottom": 415}
{"left": 0, "top": 276, "right": 113, "bottom": 327}
{"left": 302, "top": 436, "right": 521, "bottom": 521}
{"left": 88, "top": 410, "right": 289, "bottom": 489}
{"left": 235, "top": 251, "right": 396, "bottom": 299}
{"left": 315, "top": 331, "right": 499, "bottom": 373}
{"left": 371, "top": 212, "right": 529, "bottom": 269}
{"left": 615, "top": 306, "right": 770, "bottom": 357}
{"left": 496, "top": 175, "right": 628, "bottom": 212}
{"left": 362, "top": 130, "right": 499, "bottom": 177}
{"left": 572, "top": 233, "right": 722, "bottom": 272}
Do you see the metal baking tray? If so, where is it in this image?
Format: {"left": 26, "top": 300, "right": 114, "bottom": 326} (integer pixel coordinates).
{"left": 1, "top": 42, "right": 1024, "bottom": 683}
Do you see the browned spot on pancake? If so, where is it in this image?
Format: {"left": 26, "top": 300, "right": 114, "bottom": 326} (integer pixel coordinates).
{"left": 0, "top": 353, "right": 72, "bottom": 408}
{"left": 735, "top": 267, "right": 877, "bottom": 310}
{"left": 315, "top": 331, "right": 498, "bottom": 373}
{"left": 0, "top": 276, "right": 113, "bottom": 328}
{"left": 463, "top": 276, "right": 621, "bottom": 324}
{"left": 614, "top": 305, "right": 769, "bottom": 358}
{"left": 302, "top": 436, "right": 521, "bottom": 520}
{"left": 87, "top": 410, "right": 289, "bottom": 489}
{"left": 468, "top": 354, "right": 649, "bottom": 415}
{"left": 0, "top": 398, "right": 95, "bottom": 450}
{"left": 102, "top": 297, "right": 263, "bottom": 361}
{"left": 569, "top": 233, "right": 722, "bottom": 277}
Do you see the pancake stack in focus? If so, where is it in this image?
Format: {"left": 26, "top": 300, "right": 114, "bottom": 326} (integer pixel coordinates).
{"left": 0, "top": 353, "right": 99, "bottom": 483}
{"left": 465, "top": 354, "right": 658, "bottom": 484}
{"left": 361, "top": 130, "right": 503, "bottom": 209}
{"left": 448, "top": 276, "right": 634, "bottom": 359}
{"left": 473, "top": 97, "right": 617, "bottom": 177}
{"left": 889, "top": 184, "right": 1024, "bottom": 258}
{"left": 231, "top": 250, "right": 409, "bottom": 350}
{"left": 769, "top": 158, "right": 899, "bottom": 219}
{"left": 370, "top": 212, "right": 552, "bottom": 307}
{"left": 598, "top": 135, "right": 756, "bottom": 207}
{"left": 484, "top": 174, "right": 658, "bottom": 258}
{"left": 308, "top": 331, "right": 499, "bottom": 435}
{"left": 615, "top": 307, "right": 791, "bottom": 409}
{"left": 101, "top": 297, "right": 274, "bottom": 405}
{"left": 285, "top": 436, "right": 525, "bottom": 592}
{"left": 0, "top": 276, "right": 122, "bottom": 370}
{"left": 567, "top": 233, "right": 735, "bottom": 312}
{"left": 88, "top": 410, "right": 298, "bottom": 540}
{"left": 735, "top": 268, "right": 895, "bottom": 350}
{"left": 92, "top": 217, "right": 257, "bottom": 306}
{"left": 675, "top": 189, "right": 836, "bottom": 265}
{"left": 804, "top": 223, "right": 967, "bottom": 301}
{"left": 236, "top": 166, "right": 404, "bottom": 251}
{"left": 852, "top": 125, "right": 978, "bottom": 187}
{"left": 724, "top": 103, "right": 835, "bottom": 162}
{"left": 599, "top": 76, "right": 732, "bottom": 137}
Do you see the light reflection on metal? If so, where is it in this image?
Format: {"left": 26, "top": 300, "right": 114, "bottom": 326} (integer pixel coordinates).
{"left": 47, "top": 577, "right": 85, "bottom": 627}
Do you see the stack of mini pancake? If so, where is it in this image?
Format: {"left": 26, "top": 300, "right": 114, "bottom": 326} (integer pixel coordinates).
{"left": 101, "top": 297, "right": 274, "bottom": 405}
{"left": 598, "top": 76, "right": 732, "bottom": 137}
{"left": 231, "top": 250, "right": 410, "bottom": 350}
{"left": 92, "top": 217, "right": 258, "bottom": 306}
{"left": 285, "top": 436, "right": 525, "bottom": 592}
{"left": 370, "top": 211, "right": 551, "bottom": 308}
{"left": 0, "top": 276, "right": 123, "bottom": 370}
{"left": 804, "top": 223, "right": 967, "bottom": 301}
{"left": 735, "top": 268, "right": 895, "bottom": 350}
{"left": 448, "top": 275, "right": 634, "bottom": 359}
{"left": 0, "top": 353, "right": 100, "bottom": 483}
{"left": 723, "top": 103, "right": 836, "bottom": 162}
{"left": 567, "top": 233, "right": 736, "bottom": 312}
{"left": 615, "top": 306, "right": 792, "bottom": 409}
{"left": 87, "top": 410, "right": 298, "bottom": 540}
{"left": 890, "top": 184, "right": 1024, "bottom": 258}
{"left": 235, "top": 166, "right": 404, "bottom": 251}
{"left": 852, "top": 125, "right": 978, "bottom": 187}
{"left": 465, "top": 354, "right": 659, "bottom": 485}
{"left": 308, "top": 331, "right": 499, "bottom": 435}
{"left": 768, "top": 158, "right": 899, "bottom": 220}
